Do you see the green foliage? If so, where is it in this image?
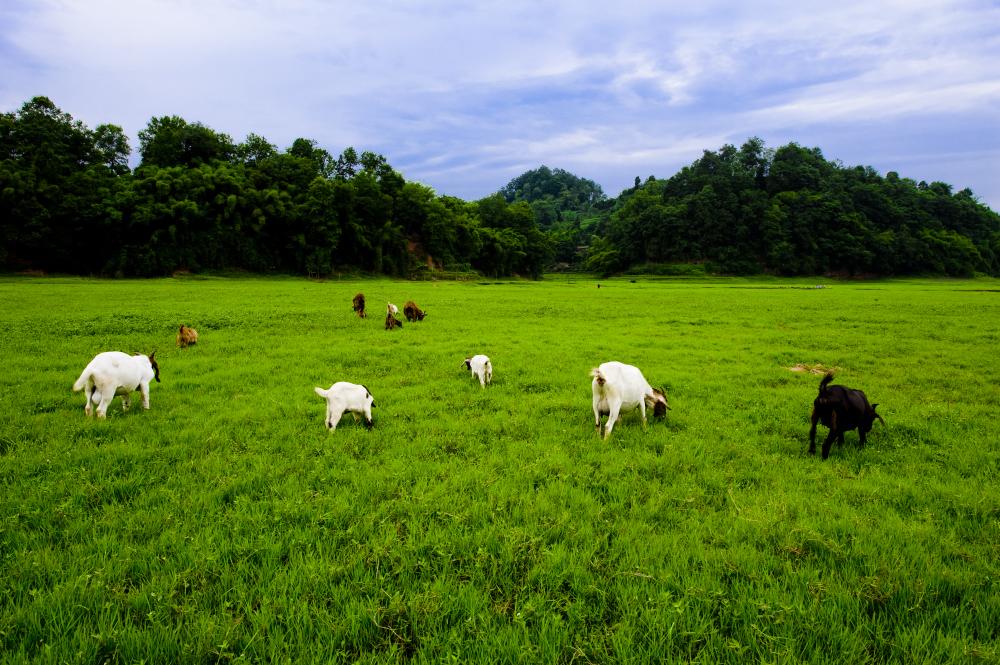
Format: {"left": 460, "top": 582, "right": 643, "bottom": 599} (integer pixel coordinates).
{"left": 1, "top": 275, "right": 998, "bottom": 662}
{"left": 2, "top": 97, "right": 561, "bottom": 279}
{"left": 2, "top": 98, "right": 998, "bottom": 280}
{"left": 582, "top": 235, "right": 622, "bottom": 276}
{"left": 0, "top": 96, "right": 124, "bottom": 272}
{"left": 594, "top": 138, "right": 1000, "bottom": 277}
{"left": 499, "top": 165, "right": 605, "bottom": 230}
{"left": 498, "top": 166, "right": 609, "bottom": 271}
{"left": 138, "top": 115, "right": 234, "bottom": 168}
{"left": 0, "top": 97, "right": 556, "bottom": 278}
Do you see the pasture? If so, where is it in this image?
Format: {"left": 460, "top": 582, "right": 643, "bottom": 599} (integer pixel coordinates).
{"left": 1, "top": 275, "right": 998, "bottom": 663}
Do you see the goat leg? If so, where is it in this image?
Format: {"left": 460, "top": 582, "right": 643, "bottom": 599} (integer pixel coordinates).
{"left": 821, "top": 430, "right": 837, "bottom": 460}
{"left": 808, "top": 411, "right": 819, "bottom": 454}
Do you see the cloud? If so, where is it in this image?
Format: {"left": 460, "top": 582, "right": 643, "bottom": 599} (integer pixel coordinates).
{"left": 2, "top": 0, "right": 998, "bottom": 207}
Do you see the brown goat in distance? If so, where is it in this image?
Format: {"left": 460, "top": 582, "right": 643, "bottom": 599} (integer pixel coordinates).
{"left": 352, "top": 292, "right": 367, "bottom": 318}
{"left": 176, "top": 324, "right": 198, "bottom": 348}
{"left": 809, "top": 372, "right": 884, "bottom": 459}
{"left": 385, "top": 310, "right": 404, "bottom": 330}
{"left": 403, "top": 300, "right": 426, "bottom": 322}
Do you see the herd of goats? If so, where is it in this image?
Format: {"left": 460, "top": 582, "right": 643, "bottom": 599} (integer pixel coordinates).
{"left": 69, "top": 292, "right": 886, "bottom": 460}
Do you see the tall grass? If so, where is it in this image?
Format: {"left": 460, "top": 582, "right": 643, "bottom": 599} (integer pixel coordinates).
{"left": 1, "top": 275, "right": 998, "bottom": 663}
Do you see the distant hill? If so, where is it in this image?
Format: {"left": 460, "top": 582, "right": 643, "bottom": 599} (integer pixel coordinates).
{"left": 502, "top": 139, "right": 1000, "bottom": 277}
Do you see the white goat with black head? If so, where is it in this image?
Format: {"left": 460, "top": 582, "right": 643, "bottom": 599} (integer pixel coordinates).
{"left": 73, "top": 351, "right": 161, "bottom": 418}
{"left": 591, "top": 361, "right": 668, "bottom": 439}
{"left": 314, "top": 382, "right": 375, "bottom": 431}
{"left": 464, "top": 355, "right": 493, "bottom": 388}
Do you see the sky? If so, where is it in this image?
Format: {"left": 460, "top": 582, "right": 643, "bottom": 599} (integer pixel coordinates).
{"left": 2, "top": 0, "right": 999, "bottom": 209}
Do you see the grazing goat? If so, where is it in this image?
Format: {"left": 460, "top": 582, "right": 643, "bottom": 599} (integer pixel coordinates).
{"left": 591, "top": 361, "right": 668, "bottom": 439}
{"left": 385, "top": 309, "right": 404, "bottom": 330}
{"left": 352, "top": 293, "right": 367, "bottom": 318}
{"left": 73, "top": 351, "right": 160, "bottom": 418}
{"left": 403, "top": 300, "right": 426, "bottom": 322}
{"left": 314, "top": 382, "right": 374, "bottom": 431}
{"left": 464, "top": 355, "right": 492, "bottom": 388}
{"left": 176, "top": 324, "right": 198, "bottom": 348}
{"left": 809, "top": 372, "right": 884, "bottom": 459}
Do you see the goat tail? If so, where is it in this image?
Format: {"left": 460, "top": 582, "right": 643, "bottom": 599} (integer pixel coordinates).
{"left": 72, "top": 369, "right": 91, "bottom": 392}
{"left": 819, "top": 372, "right": 834, "bottom": 393}
{"left": 590, "top": 367, "right": 606, "bottom": 386}
{"left": 873, "top": 405, "right": 886, "bottom": 427}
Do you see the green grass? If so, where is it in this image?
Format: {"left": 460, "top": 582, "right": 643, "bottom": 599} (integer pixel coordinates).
{"left": 1, "top": 275, "right": 998, "bottom": 663}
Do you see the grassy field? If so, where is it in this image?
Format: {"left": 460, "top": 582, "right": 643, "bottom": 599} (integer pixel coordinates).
{"left": 1, "top": 274, "right": 998, "bottom": 663}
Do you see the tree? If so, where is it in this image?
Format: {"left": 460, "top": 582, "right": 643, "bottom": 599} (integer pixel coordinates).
{"left": 92, "top": 124, "right": 131, "bottom": 175}
{"left": 138, "top": 116, "right": 234, "bottom": 168}
{"left": 5, "top": 99, "right": 998, "bottom": 279}
{"left": 0, "top": 96, "right": 124, "bottom": 271}
{"left": 287, "top": 138, "right": 332, "bottom": 178}
{"left": 234, "top": 133, "right": 277, "bottom": 167}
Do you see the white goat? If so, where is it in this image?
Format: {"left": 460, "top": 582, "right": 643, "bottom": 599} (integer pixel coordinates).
{"left": 73, "top": 351, "right": 160, "bottom": 418}
{"left": 464, "top": 354, "right": 493, "bottom": 388}
{"left": 387, "top": 302, "right": 399, "bottom": 316}
{"left": 314, "top": 382, "right": 374, "bottom": 431}
{"left": 591, "top": 361, "right": 668, "bottom": 439}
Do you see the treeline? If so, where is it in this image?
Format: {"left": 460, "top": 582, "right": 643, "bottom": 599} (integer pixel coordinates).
{"left": 580, "top": 139, "right": 1000, "bottom": 276}
{"left": 3, "top": 97, "right": 998, "bottom": 278}
{"left": 1, "top": 97, "right": 552, "bottom": 277}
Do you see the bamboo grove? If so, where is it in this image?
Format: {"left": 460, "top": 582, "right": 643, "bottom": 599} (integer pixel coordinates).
{"left": 3, "top": 97, "right": 998, "bottom": 278}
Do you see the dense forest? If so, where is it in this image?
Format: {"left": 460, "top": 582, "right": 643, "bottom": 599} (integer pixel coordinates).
{"left": 3, "top": 96, "right": 998, "bottom": 278}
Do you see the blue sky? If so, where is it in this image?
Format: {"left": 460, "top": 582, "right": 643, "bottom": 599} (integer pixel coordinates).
{"left": 2, "top": 0, "right": 998, "bottom": 209}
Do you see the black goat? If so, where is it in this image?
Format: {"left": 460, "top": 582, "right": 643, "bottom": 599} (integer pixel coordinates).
{"left": 809, "top": 373, "right": 885, "bottom": 459}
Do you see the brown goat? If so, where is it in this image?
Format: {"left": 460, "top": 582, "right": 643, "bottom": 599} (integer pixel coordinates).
{"left": 352, "top": 292, "right": 367, "bottom": 318}
{"left": 384, "top": 310, "right": 404, "bottom": 330}
{"left": 176, "top": 324, "right": 198, "bottom": 348}
{"left": 403, "top": 300, "right": 426, "bottom": 322}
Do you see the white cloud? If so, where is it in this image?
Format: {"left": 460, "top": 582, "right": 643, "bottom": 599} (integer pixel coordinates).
{"left": 1, "top": 0, "right": 998, "bottom": 206}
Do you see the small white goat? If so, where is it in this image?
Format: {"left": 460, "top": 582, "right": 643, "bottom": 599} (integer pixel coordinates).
{"left": 73, "top": 351, "right": 160, "bottom": 418}
{"left": 591, "top": 361, "right": 668, "bottom": 439}
{"left": 387, "top": 302, "right": 399, "bottom": 316}
{"left": 464, "top": 354, "right": 493, "bottom": 388}
{"left": 314, "top": 382, "right": 374, "bottom": 431}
